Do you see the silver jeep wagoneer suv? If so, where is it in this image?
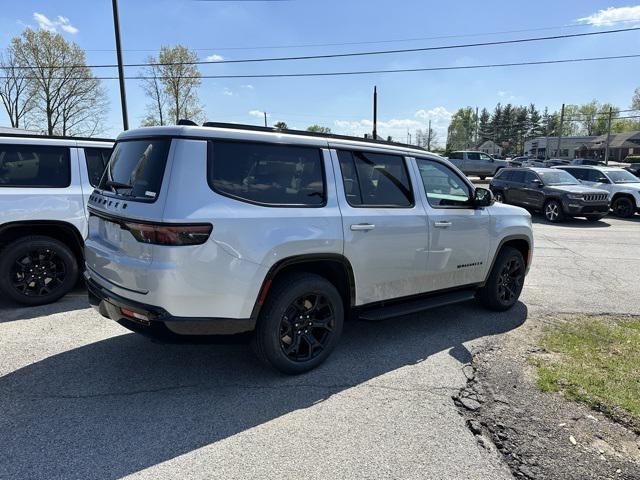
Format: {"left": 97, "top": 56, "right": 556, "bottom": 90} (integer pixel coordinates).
{"left": 86, "top": 123, "right": 533, "bottom": 374}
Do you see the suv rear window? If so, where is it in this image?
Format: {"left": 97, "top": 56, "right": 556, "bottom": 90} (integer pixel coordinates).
{"left": 0, "top": 144, "right": 70, "bottom": 188}
{"left": 208, "top": 141, "right": 325, "bottom": 206}
{"left": 99, "top": 139, "right": 171, "bottom": 200}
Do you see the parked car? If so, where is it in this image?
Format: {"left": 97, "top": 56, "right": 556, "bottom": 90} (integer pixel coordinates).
{"left": 543, "top": 159, "right": 570, "bottom": 168}
{"left": 85, "top": 123, "right": 533, "bottom": 374}
{"left": 521, "top": 159, "right": 545, "bottom": 168}
{"left": 624, "top": 163, "right": 640, "bottom": 179}
{"left": 508, "top": 156, "right": 530, "bottom": 167}
{"left": 554, "top": 165, "right": 640, "bottom": 218}
{"left": 489, "top": 167, "right": 610, "bottom": 223}
{"left": 570, "top": 158, "right": 603, "bottom": 166}
{"left": 0, "top": 133, "right": 113, "bottom": 305}
{"left": 447, "top": 151, "right": 508, "bottom": 179}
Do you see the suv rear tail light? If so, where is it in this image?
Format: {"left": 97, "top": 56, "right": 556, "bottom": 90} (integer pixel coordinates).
{"left": 124, "top": 222, "right": 212, "bottom": 246}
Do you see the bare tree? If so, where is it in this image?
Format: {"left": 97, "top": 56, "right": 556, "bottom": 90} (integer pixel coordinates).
{"left": 0, "top": 44, "right": 35, "bottom": 128}
{"left": 156, "top": 45, "right": 203, "bottom": 124}
{"left": 12, "top": 28, "right": 107, "bottom": 136}
{"left": 140, "top": 56, "right": 166, "bottom": 126}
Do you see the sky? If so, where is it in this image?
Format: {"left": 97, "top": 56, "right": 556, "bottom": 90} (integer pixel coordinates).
{"left": 1, "top": 1, "right": 640, "bottom": 142}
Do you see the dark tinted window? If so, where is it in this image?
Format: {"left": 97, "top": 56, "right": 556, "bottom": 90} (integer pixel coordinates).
{"left": 510, "top": 171, "right": 526, "bottom": 184}
{"left": 209, "top": 141, "right": 324, "bottom": 206}
{"left": 523, "top": 171, "right": 538, "bottom": 184}
{"left": 99, "top": 139, "right": 171, "bottom": 200}
{"left": 0, "top": 144, "right": 70, "bottom": 188}
{"left": 416, "top": 158, "right": 471, "bottom": 208}
{"left": 338, "top": 150, "right": 413, "bottom": 207}
{"left": 467, "top": 152, "right": 481, "bottom": 161}
{"left": 449, "top": 152, "right": 463, "bottom": 160}
{"left": 565, "top": 168, "right": 587, "bottom": 180}
{"left": 84, "top": 147, "right": 112, "bottom": 187}
{"left": 585, "top": 169, "right": 607, "bottom": 182}
{"left": 496, "top": 170, "right": 512, "bottom": 180}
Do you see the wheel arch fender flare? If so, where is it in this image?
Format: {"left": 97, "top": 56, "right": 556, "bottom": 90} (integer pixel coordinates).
{"left": 483, "top": 235, "right": 532, "bottom": 285}
{"left": 0, "top": 220, "right": 85, "bottom": 260}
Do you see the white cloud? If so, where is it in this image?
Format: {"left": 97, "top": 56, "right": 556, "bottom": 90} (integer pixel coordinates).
{"left": 577, "top": 6, "right": 640, "bottom": 26}
{"left": 206, "top": 54, "right": 224, "bottom": 62}
{"left": 414, "top": 106, "right": 453, "bottom": 122}
{"left": 32, "top": 12, "right": 78, "bottom": 34}
{"left": 223, "top": 88, "right": 233, "bottom": 96}
{"left": 249, "top": 110, "right": 268, "bottom": 118}
{"left": 241, "top": 84, "right": 254, "bottom": 90}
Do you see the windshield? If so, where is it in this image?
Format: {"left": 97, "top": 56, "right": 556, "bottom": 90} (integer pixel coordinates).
{"left": 606, "top": 170, "right": 639, "bottom": 184}
{"left": 537, "top": 170, "right": 579, "bottom": 186}
{"left": 98, "top": 139, "right": 171, "bottom": 200}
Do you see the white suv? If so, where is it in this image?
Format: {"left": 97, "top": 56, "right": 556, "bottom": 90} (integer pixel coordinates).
{"left": 0, "top": 133, "right": 112, "bottom": 305}
{"left": 85, "top": 124, "right": 533, "bottom": 374}
{"left": 555, "top": 165, "right": 640, "bottom": 217}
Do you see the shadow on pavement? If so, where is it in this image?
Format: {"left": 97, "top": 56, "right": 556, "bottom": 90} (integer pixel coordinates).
{"left": 0, "top": 301, "right": 527, "bottom": 479}
{"left": 0, "top": 288, "right": 89, "bottom": 323}
{"left": 531, "top": 216, "right": 611, "bottom": 228}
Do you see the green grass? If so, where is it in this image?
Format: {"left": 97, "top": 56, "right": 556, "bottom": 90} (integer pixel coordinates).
{"left": 534, "top": 316, "right": 640, "bottom": 427}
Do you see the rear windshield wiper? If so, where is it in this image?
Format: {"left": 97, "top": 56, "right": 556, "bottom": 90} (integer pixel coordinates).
{"left": 105, "top": 180, "right": 133, "bottom": 192}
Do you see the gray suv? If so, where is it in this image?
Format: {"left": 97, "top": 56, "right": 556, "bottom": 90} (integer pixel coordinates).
{"left": 85, "top": 123, "right": 533, "bottom": 374}
{"left": 448, "top": 151, "right": 508, "bottom": 179}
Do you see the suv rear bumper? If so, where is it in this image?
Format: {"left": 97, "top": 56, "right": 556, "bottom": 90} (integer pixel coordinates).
{"left": 86, "top": 274, "right": 256, "bottom": 336}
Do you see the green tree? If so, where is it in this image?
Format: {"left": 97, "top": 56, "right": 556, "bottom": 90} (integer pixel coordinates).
{"left": 632, "top": 87, "right": 640, "bottom": 111}
{"left": 528, "top": 104, "right": 542, "bottom": 138}
{"left": 157, "top": 45, "right": 203, "bottom": 124}
{"left": 446, "top": 107, "right": 476, "bottom": 150}
{"left": 307, "top": 125, "right": 331, "bottom": 134}
{"left": 274, "top": 121, "right": 288, "bottom": 130}
{"left": 13, "top": 28, "right": 107, "bottom": 136}
{"left": 477, "top": 108, "right": 491, "bottom": 142}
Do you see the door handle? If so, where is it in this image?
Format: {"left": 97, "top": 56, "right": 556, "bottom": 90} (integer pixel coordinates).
{"left": 350, "top": 223, "right": 376, "bottom": 231}
{"left": 434, "top": 221, "right": 452, "bottom": 228}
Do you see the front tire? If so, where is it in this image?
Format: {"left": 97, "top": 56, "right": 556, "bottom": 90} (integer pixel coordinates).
{"left": 477, "top": 246, "right": 526, "bottom": 311}
{"left": 0, "top": 236, "right": 79, "bottom": 306}
{"left": 253, "top": 273, "right": 344, "bottom": 374}
{"left": 612, "top": 197, "right": 635, "bottom": 218}
{"left": 544, "top": 199, "right": 564, "bottom": 223}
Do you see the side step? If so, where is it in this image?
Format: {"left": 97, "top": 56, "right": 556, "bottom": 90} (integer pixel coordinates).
{"left": 358, "top": 289, "right": 477, "bottom": 321}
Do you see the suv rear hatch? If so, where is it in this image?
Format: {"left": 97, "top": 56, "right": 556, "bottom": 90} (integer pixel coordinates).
{"left": 86, "top": 138, "right": 172, "bottom": 293}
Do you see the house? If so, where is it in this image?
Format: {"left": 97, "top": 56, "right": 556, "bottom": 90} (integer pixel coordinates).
{"left": 477, "top": 140, "right": 502, "bottom": 157}
{"left": 524, "top": 135, "right": 597, "bottom": 160}
{"left": 587, "top": 131, "right": 640, "bottom": 161}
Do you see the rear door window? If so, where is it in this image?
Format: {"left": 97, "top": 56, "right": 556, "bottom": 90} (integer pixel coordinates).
{"left": 467, "top": 152, "right": 481, "bottom": 161}
{"left": 99, "top": 139, "right": 171, "bottom": 201}
{"left": 208, "top": 141, "right": 325, "bottom": 206}
{"left": 337, "top": 150, "right": 413, "bottom": 207}
{"left": 510, "top": 171, "right": 526, "bottom": 184}
{"left": 0, "top": 144, "right": 70, "bottom": 188}
{"left": 84, "top": 147, "right": 112, "bottom": 187}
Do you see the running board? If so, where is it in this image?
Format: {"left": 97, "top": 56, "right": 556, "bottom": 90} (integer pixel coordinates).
{"left": 358, "top": 289, "right": 477, "bottom": 321}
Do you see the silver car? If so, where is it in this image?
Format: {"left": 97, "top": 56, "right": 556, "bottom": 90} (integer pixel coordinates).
{"left": 85, "top": 124, "right": 533, "bottom": 373}
{"left": 447, "top": 151, "right": 509, "bottom": 179}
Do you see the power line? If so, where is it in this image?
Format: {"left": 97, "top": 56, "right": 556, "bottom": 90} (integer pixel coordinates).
{"left": 3, "top": 53, "right": 638, "bottom": 80}
{"left": 18, "top": 18, "right": 639, "bottom": 53}
{"left": 6, "top": 26, "right": 640, "bottom": 70}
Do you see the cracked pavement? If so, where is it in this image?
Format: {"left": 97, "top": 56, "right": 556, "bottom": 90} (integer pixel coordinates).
{"left": 1, "top": 214, "right": 639, "bottom": 479}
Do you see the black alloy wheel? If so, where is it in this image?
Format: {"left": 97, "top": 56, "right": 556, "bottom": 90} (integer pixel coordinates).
{"left": 279, "top": 293, "right": 335, "bottom": 362}
{"left": 612, "top": 197, "right": 634, "bottom": 218}
{"left": 497, "top": 257, "right": 525, "bottom": 305}
{"left": 477, "top": 246, "right": 526, "bottom": 311}
{"left": 0, "top": 236, "right": 78, "bottom": 306}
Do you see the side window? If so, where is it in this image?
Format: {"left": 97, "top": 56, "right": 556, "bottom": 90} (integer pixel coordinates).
{"left": 337, "top": 150, "right": 413, "bottom": 207}
{"left": 467, "top": 152, "right": 481, "bottom": 161}
{"left": 523, "top": 171, "right": 538, "bottom": 184}
{"left": 84, "top": 147, "right": 112, "bottom": 187}
{"left": 510, "top": 171, "right": 525, "bottom": 184}
{"left": 449, "top": 152, "right": 462, "bottom": 160}
{"left": 585, "top": 169, "right": 604, "bottom": 182}
{"left": 416, "top": 158, "right": 471, "bottom": 208}
{"left": 0, "top": 144, "right": 70, "bottom": 188}
{"left": 568, "top": 169, "right": 587, "bottom": 181}
{"left": 499, "top": 170, "right": 513, "bottom": 181}
{"left": 480, "top": 153, "right": 492, "bottom": 161}
{"left": 208, "top": 141, "right": 325, "bottom": 206}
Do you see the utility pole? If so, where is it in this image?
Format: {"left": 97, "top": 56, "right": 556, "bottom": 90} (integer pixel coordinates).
{"left": 427, "top": 119, "right": 432, "bottom": 151}
{"left": 264, "top": 111, "right": 268, "bottom": 127}
{"left": 556, "top": 103, "right": 565, "bottom": 159}
{"left": 372, "top": 86, "right": 378, "bottom": 140}
{"left": 112, "top": 0, "right": 128, "bottom": 131}
{"left": 474, "top": 106, "right": 479, "bottom": 147}
{"left": 604, "top": 107, "right": 613, "bottom": 165}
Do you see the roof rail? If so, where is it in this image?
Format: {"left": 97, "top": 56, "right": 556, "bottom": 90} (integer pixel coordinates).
{"left": 200, "top": 121, "right": 426, "bottom": 152}
{"left": 0, "top": 132, "right": 114, "bottom": 142}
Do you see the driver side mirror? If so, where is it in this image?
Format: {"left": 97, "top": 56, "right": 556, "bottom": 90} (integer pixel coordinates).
{"left": 531, "top": 178, "right": 543, "bottom": 187}
{"left": 473, "top": 187, "right": 494, "bottom": 207}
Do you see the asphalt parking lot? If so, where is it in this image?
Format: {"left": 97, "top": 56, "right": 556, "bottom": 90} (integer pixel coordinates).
{"left": 1, "top": 213, "right": 639, "bottom": 479}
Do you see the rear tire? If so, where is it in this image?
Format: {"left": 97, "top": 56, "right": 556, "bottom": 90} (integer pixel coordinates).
{"left": 612, "top": 197, "right": 635, "bottom": 218}
{"left": 253, "top": 273, "right": 344, "bottom": 374}
{"left": 0, "top": 236, "right": 79, "bottom": 306}
{"left": 544, "top": 199, "right": 564, "bottom": 223}
{"left": 477, "top": 246, "right": 526, "bottom": 311}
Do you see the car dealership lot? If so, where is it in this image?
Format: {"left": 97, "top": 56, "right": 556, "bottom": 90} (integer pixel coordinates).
{"left": 1, "top": 215, "right": 639, "bottom": 480}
